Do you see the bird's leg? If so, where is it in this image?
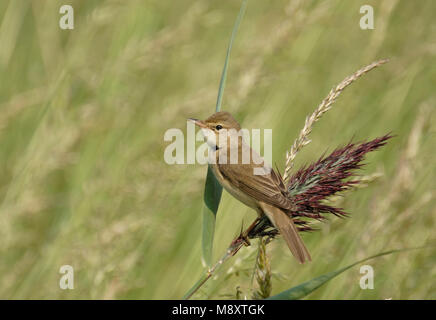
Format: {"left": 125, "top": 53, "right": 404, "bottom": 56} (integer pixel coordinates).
{"left": 240, "top": 218, "right": 260, "bottom": 246}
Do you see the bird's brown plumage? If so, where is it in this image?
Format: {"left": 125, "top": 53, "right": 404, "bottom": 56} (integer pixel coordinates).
{"left": 216, "top": 144, "right": 311, "bottom": 263}
{"left": 193, "top": 111, "right": 312, "bottom": 263}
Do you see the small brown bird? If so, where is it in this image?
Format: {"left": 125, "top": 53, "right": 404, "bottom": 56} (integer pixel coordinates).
{"left": 189, "top": 111, "right": 311, "bottom": 264}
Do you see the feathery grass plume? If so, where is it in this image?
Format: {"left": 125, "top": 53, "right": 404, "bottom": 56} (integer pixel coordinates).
{"left": 252, "top": 237, "right": 272, "bottom": 299}
{"left": 247, "top": 134, "right": 393, "bottom": 237}
{"left": 282, "top": 59, "right": 389, "bottom": 183}
{"left": 287, "top": 135, "right": 392, "bottom": 218}
{"left": 326, "top": 171, "right": 384, "bottom": 205}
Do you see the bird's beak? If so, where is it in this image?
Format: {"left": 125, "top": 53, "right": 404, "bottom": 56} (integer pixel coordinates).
{"left": 188, "top": 118, "right": 208, "bottom": 128}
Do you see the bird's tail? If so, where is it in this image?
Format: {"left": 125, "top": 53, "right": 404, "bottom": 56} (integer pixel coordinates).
{"left": 259, "top": 202, "right": 311, "bottom": 264}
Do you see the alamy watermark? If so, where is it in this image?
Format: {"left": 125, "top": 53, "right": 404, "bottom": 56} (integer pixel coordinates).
{"left": 164, "top": 121, "right": 273, "bottom": 175}
{"left": 360, "top": 5, "right": 375, "bottom": 30}
{"left": 59, "top": 265, "right": 74, "bottom": 290}
{"left": 59, "top": 5, "right": 74, "bottom": 30}
{"left": 359, "top": 264, "right": 374, "bottom": 289}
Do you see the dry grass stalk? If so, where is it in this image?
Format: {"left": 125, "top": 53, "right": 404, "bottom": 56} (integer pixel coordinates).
{"left": 252, "top": 238, "right": 272, "bottom": 299}
{"left": 283, "top": 59, "right": 389, "bottom": 183}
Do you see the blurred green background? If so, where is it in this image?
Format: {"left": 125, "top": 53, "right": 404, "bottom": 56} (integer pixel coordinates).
{"left": 0, "top": 0, "right": 434, "bottom": 299}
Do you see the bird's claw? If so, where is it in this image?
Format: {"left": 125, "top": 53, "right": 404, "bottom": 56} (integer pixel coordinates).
{"left": 242, "top": 235, "right": 251, "bottom": 246}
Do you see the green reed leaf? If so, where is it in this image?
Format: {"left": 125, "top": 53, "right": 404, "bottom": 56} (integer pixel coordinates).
{"left": 215, "top": 0, "right": 247, "bottom": 112}
{"left": 201, "top": 166, "right": 223, "bottom": 266}
{"left": 202, "top": 0, "right": 248, "bottom": 266}
{"left": 268, "top": 247, "right": 427, "bottom": 300}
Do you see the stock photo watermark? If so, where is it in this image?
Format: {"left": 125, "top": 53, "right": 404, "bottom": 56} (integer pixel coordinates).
{"left": 59, "top": 265, "right": 74, "bottom": 290}
{"left": 59, "top": 5, "right": 74, "bottom": 30}
{"left": 359, "top": 265, "right": 374, "bottom": 290}
{"left": 360, "top": 5, "right": 375, "bottom": 30}
{"left": 164, "top": 121, "right": 273, "bottom": 175}
{"left": 57, "top": 4, "right": 374, "bottom": 31}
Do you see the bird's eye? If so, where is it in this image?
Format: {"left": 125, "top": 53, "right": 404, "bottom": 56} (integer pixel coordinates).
{"left": 215, "top": 125, "right": 223, "bottom": 131}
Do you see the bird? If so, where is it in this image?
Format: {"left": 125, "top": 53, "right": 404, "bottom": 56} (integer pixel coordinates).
{"left": 189, "top": 111, "right": 311, "bottom": 264}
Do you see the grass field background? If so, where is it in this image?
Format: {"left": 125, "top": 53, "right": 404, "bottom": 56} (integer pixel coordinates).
{"left": 0, "top": 0, "right": 434, "bottom": 299}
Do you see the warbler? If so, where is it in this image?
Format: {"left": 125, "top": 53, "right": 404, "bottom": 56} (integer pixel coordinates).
{"left": 189, "top": 111, "right": 311, "bottom": 264}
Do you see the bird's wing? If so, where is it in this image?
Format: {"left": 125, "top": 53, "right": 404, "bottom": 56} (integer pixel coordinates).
{"left": 217, "top": 145, "right": 293, "bottom": 210}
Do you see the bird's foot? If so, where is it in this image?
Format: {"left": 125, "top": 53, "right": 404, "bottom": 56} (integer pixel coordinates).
{"left": 241, "top": 235, "right": 251, "bottom": 246}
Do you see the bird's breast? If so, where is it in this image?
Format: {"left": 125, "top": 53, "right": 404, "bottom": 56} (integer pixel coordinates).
{"left": 209, "top": 162, "right": 259, "bottom": 211}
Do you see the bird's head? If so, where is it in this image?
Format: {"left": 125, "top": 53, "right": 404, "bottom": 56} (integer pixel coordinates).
{"left": 188, "top": 111, "right": 242, "bottom": 149}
